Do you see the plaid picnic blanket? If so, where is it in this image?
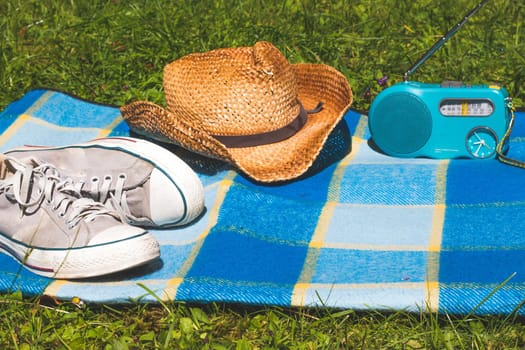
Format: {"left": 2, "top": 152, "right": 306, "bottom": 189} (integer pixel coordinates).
{"left": 1, "top": 89, "right": 524, "bottom": 315}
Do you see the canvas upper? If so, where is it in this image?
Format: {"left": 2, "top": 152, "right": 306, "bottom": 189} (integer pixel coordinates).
{"left": 0, "top": 155, "right": 160, "bottom": 279}
{"left": 6, "top": 137, "right": 205, "bottom": 228}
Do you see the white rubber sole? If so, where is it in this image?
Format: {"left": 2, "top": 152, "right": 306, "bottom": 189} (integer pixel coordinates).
{"left": 7, "top": 136, "right": 205, "bottom": 227}
{"left": 0, "top": 230, "right": 160, "bottom": 279}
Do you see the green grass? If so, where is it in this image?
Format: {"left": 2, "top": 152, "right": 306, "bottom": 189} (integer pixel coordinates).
{"left": 1, "top": 0, "right": 525, "bottom": 348}
{"left": 1, "top": 0, "right": 524, "bottom": 111}
{"left": 1, "top": 290, "right": 525, "bottom": 349}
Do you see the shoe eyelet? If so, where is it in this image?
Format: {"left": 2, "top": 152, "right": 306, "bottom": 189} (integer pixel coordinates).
{"left": 104, "top": 175, "right": 112, "bottom": 181}
{"left": 118, "top": 173, "right": 127, "bottom": 180}
{"left": 91, "top": 176, "right": 99, "bottom": 183}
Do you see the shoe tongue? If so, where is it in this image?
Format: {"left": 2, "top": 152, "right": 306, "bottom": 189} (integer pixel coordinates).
{"left": 3, "top": 156, "right": 40, "bottom": 174}
{"left": 1, "top": 157, "right": 31, "bottom": 183}
{"left": 0, "top": 155, "right": 10, "bottom": 180}
{"left": 2, "top": 157, "right": 48, "bottom": 202}
{"left": 3, "top": 157, "right": 23, "bottom": 174}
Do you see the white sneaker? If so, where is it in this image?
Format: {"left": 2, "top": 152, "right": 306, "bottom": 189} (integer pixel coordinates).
{"left": 0, "top": 156, "right": 160, "bottom": 279}
{"left": 6, "top": 137, "right": 205, "bottom": 228}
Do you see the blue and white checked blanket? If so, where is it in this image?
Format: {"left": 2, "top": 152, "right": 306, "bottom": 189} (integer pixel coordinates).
{"left": 1, "top": 89, "right": 524, "bottom": 315}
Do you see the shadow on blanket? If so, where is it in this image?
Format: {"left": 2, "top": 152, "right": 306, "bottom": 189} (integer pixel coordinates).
{"left": 131, "top": 118, "right": 352, "bottom": 184}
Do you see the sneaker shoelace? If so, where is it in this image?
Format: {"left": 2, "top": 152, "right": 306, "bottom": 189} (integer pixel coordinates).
{"left": 0, "top": 157, "right": 118, "bottom": 229}
{"left": 75, "top": 173, "right": 151, "bottom": 226}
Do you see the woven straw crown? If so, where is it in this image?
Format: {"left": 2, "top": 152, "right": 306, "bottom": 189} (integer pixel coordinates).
{"left": 121, "top": 41, "right": 353, "bottom": 182}
{"left": 165, "top": 42, "right": 299, "bottom": 137}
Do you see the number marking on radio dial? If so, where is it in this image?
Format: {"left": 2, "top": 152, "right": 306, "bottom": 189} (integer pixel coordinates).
{"left": 440, "top": 99, "right": 495, "bottom": 117}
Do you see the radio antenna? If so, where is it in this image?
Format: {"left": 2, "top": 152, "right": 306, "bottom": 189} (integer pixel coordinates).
{"left": 403, "top": 0, "right": 490, "bottom": 81}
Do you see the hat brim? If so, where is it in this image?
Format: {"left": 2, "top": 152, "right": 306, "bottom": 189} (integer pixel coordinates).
{"left": 121, "top": 63, "right": 352, "bottom": 182}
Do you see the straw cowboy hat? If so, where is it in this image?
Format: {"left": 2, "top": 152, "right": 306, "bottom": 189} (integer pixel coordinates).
{"left": 120, "top": 41, "right": 353, "bottom": 182}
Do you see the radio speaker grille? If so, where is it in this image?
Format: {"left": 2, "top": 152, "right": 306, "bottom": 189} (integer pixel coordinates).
{"left": 369, "top": 92, "right": 432, "bottom": 155}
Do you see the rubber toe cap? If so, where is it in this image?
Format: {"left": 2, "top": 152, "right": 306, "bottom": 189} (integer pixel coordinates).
{"left": 148, "top": 168, "right": 204, "bottom": 226}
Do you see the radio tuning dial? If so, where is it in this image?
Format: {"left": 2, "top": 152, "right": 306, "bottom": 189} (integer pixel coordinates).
{"left": 439, "top": 99, "right": 494, "bottom": 116}
{"left": 466, "top": 127, "right": 498, "bottom": 159}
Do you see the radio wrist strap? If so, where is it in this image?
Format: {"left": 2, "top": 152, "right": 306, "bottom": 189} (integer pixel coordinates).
{"left": 496, "top": 101, "right": 525, "bottom": 168}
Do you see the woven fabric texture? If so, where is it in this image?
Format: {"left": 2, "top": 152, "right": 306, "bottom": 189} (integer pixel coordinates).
{"left": 0, "top": 89, "right": 524, "bottom": 315}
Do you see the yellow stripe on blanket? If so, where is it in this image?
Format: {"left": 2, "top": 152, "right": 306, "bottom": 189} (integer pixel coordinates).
{"left": 163, "top": 171, "right": 237, "bottom": 301}
{"left": 292, "top": 114, "right": 369, "bottom": 306}
{"left": 0, "top": 91, "right": 55, "bottom": 147}
{"left": 426, "top": 160, "right": 449, "bottom": 312}
{"left": 0, "top": 114, "right": 32, "bottom": 147}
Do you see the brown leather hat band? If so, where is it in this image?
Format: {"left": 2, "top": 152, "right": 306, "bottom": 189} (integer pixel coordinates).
{"left": 212, "top": 101, "right": 323, "bottom": 148}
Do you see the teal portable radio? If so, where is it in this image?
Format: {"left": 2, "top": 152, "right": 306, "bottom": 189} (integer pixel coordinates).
{"left": 368, "top": 0, "right": 514, "bottom": 160}
{"left": 369, "top": 81, "right": 512, "bottom": 159}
